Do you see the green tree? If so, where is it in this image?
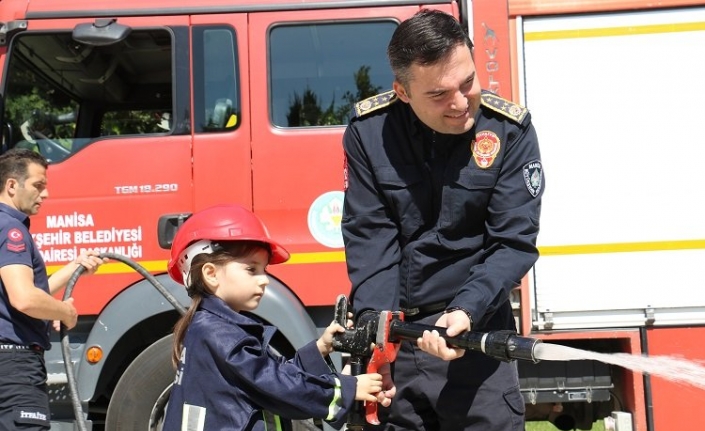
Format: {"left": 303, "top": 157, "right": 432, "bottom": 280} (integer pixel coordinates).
{"left": 287, "top": 87, "right": 325, "bottom": 127}
{"left": 286, "top": 65, "right": 383, "bottom": 127}
{"left": 335, "top": 65, "right": 382, "bottom": 122}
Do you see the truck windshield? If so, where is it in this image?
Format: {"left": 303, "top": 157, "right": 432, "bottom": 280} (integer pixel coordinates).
{"left": 2, "top": 29, "right": 174, "bottom": 163}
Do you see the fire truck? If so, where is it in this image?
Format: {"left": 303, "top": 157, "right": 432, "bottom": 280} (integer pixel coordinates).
{"left": 0, "top": 0, "right": 703, "bottom": 430}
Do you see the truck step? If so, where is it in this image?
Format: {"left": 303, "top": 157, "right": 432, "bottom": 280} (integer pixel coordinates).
{"left": 47, "top": 373, "right": 68, "bottom": 385}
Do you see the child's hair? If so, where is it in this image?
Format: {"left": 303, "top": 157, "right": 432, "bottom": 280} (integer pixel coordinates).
{"left": 171, "top": 240, "right": 272, "bottom": 367}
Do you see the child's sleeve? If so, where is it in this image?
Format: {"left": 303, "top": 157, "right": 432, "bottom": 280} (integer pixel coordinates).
{"left": 289, "top": 341, "right": 358, "bottom": 429}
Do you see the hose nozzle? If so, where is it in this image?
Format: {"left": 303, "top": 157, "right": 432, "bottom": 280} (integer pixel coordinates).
{"left": 479, "top": 330, "right": 541, "bottom": 363}
{"left": 389, "top": 322, "right": 541, "bottom": 363}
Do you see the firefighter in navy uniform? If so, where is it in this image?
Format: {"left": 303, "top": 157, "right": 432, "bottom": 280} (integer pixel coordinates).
{"left": 0, "top": 149, "right": 104, "bottom": 430}
{"left": 341, "top": 9, "right": 543, "bottom": 431}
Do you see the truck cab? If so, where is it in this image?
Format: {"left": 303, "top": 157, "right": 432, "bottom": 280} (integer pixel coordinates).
{"left": 0, "top": 1, "right": 457, "bottom": 429}
{"left": 3, "top": 1, "right": 704, "bottom": 430}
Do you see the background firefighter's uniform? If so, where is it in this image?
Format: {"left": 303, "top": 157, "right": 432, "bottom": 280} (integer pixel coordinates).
{"left": 341, "top": 90, "right": 543, "bottom": 430}
{"left": 164, "top": 294, "right": 357, "bottom": 431}
{"left": 0, "top": 204, "right": 52, "bottom": 430}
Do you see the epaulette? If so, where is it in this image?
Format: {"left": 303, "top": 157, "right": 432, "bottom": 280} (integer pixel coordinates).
{"left": 481, "top": 92, "right": 528, "bottom": 124}
{"left": 354, "top": 90, "right": 398, "bottom": 118}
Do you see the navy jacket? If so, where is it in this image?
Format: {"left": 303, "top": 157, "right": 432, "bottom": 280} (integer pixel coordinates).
{"left": 0, "top": 203, "right": 51, "bottom": 349}
{"left": 342, "top": 90, "right": 543, "bottom": 330}
{"left": 164, "top": 295, "right": 357, "bottom": 431}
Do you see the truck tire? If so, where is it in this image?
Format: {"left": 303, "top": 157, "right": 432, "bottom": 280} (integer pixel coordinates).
{"left": 105, "top": 334, "right": 174, "bottom": 430}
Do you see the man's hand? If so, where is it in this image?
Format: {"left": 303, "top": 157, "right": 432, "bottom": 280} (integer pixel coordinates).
{"left": 53, "top": 297, "right": 78, "bottom": 331}
{"left": 416, "top": 309, "right": 471, "bottom": 361}
{"left": 49, "top": 249, "right": 108, "bottom": 294}
{"left": 75, "top": 249, "right": 107, "bottom": 274}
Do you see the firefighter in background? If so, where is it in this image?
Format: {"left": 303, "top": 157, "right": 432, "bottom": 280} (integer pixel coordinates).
{"left": 163, "top": 204, "right": 391, "bottom": 431}
{"left": 0, "top": 148, "right": 105, "bottom": 430}
{"left": 341, "top": 9, "right": 543, "bottom": 431}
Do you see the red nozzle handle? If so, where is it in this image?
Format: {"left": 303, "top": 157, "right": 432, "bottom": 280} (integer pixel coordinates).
{"left": 364, "top": 348, "right": 385, "bottom": 424}
{"left": 364, "top": 311, "right": 403, "bottom": 425}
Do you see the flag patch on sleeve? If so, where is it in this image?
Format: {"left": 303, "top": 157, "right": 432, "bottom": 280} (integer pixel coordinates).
{"left": 7, "top": 228, "right": 26, "bottom": 253}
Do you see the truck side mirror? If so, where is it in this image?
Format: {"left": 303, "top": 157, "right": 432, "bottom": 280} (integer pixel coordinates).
{"left": 72, "top": 19, "right": 132, "bottom": 47}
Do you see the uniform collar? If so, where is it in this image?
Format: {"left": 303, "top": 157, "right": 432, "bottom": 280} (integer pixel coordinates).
{"left": 0, "top": 202, "right": 30, "bottom": 228}
{"left": 199, "top": 294, "right": 263, "bottom": 328}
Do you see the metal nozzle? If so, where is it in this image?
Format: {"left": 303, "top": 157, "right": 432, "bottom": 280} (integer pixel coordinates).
{"left": 389, "top": 322, "right": 542, "bottom": 363}
{"left": 481, "top": 330, "right": 541, "bottom": 363}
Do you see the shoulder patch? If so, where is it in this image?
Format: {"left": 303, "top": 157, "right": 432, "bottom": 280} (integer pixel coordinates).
{"left": 481, "top": 92, "right": 528, "bottom": 125}
{"left": 354, "top": 90, "right": 398, "bottom": 118}
{"left": 6, "top": 227, "right": 26, "bottom": 253}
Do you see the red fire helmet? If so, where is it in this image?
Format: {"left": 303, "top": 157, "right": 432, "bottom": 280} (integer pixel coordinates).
{"left": 167, "top": 204, "right": 290, "bottom": 285}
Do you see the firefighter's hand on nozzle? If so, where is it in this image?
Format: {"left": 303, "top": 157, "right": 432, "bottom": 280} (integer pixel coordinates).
{"left": 74, "top": 249, "right": 108, "bottom": 275}
{"left": 417, "top": 309, "right": 471, "bottom": 361}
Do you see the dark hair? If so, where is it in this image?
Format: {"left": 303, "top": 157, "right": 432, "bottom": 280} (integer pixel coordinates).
{"left": 171, "top": 240, "right": 272, "bottom": 367}
{"left": 387, "top": 9, "right": 474, "bottom": 86}
{"left": 0, "top": 148, "right": 48, "bottom": 189}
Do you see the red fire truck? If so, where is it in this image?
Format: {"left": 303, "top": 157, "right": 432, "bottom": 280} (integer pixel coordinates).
{"left": 0, "top": 0, "right": 703, "bottom": 430}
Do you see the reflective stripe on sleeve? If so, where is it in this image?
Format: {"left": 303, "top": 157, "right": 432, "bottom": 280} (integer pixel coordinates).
{"left": 327, "top": 377, "right": 343, "bottom": 421}
{"left": 263, "top": 410, "right": 283, "bottom": 431}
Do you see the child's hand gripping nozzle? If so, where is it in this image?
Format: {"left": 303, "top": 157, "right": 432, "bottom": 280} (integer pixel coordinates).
{"left": 331, "top": 295, "right": 402, "bottom": 430}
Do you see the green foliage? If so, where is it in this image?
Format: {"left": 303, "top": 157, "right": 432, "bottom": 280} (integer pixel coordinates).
{"left": 102, "top": 111, "right": 164, "bottom": 135}
{"left": 285, "top": 65, "right": 383, "bottom": 127}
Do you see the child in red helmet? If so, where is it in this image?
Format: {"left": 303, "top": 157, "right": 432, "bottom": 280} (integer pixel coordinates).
{"left": 163, "top": 204, "right": 387, "bottom": 431}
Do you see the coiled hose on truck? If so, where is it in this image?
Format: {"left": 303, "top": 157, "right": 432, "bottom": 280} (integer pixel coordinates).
{"left": 60, "top": 253, "right": 187, "bottom": 431}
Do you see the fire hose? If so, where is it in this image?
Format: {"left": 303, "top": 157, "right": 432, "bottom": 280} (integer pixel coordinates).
{"left": 60, "top": 253, "right": 187, "bottom": 431}
{"left": 331, "top": 295, "right": 543, "bottom": 430}
{"left": 61, "top": 262, "right": 544, "bottom": 430}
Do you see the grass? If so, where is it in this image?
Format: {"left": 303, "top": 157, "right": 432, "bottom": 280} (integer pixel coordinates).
{"left": 526, "top": 421, "right": 606, "bottom": 431}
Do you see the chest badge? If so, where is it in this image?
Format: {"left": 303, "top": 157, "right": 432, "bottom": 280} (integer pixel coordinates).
{"left": 471, "top": 131, "right": 501, "bottom": 168}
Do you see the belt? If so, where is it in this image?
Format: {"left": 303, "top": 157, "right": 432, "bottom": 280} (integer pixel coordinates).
{"left": 0, "top": 344, "right": 44, "bottom": 353}
{"left": 400, "top": 300, "right": 450, "bottom": 319}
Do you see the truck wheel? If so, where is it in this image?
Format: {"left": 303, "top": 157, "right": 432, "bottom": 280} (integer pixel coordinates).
{"left": 105, "top": 334, "right": 174, "bottom": 430}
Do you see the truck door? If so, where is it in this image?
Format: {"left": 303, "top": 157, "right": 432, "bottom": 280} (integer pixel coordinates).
{"left": 1, "top": 15, "right": 193, "bottom": 313}
{"left": 189, "top": 13, "right": 252, "bottom": 211}
{"left": 248, "top": 4, "right": 454, "bottom": 305}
